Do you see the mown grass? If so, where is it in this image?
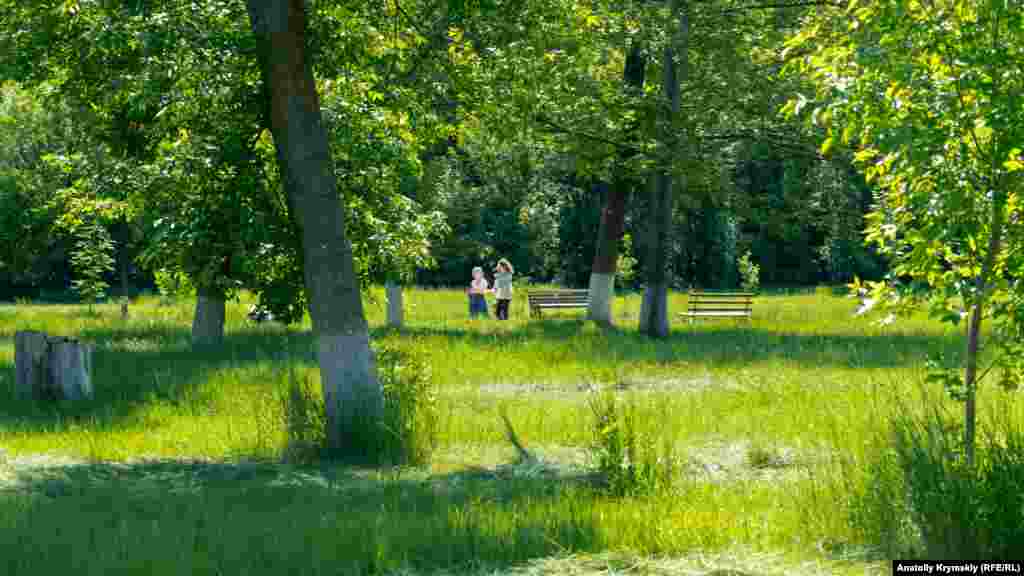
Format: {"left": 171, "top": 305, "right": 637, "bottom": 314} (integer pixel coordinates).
{"left": 0, "top": 288, "right": 1018, "bottom": 574}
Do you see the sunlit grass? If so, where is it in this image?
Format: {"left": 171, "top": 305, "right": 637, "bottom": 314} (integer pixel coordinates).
{"left": 0, "top": 287, "right": 1015, "bottom": 574}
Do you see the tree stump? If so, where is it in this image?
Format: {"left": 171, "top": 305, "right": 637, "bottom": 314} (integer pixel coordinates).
{"left": 14, "top": 331, "right": 93, "bottom": 401}
{"left": 14, "top": 331, "right": 49, "bottom": 400}
{"left": 47, "top": 337, "right": 93, "bottom": 400}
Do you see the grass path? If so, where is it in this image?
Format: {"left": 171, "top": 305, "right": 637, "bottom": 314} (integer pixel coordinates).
{"left": 0, "top": 288, "right": 1011, "bottom": 574}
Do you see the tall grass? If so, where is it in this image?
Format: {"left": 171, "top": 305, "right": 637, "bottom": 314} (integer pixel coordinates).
{"left": 0, "top": 288, "right": 1015, "bottom": 574}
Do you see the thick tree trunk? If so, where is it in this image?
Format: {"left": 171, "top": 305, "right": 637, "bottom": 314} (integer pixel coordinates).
{"left": 15, "top": 331, "right": 49, "bottom": 400}
{"left": 588, "top": 44, "right": 647, "bottom": 326}
{"left": 15, "top": 331, "right": 93, "bottom": 401}
{"left": 385, "top": 281, "right": 404, "bottom": 328}
{"left": 192, "top": 289, "right": 226, "bottom": 345}
{"left": 589, "top": 182, "right": 619, "bottom": 325}
{"left": 247, "top": 0, "right": 382, "bottom": 455}
{"left": 47, "top": 337, "right": 93, "bottom": 400}
{"left": 641, "top": 173, "right": 673, "bottom": 338}
{"left": 641, "top": 1, "right": 686, "bottom": 338}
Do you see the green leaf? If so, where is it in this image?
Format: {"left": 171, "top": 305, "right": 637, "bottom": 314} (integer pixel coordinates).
{"left": 820, "top": 136, "right": 834, "bottom": 156}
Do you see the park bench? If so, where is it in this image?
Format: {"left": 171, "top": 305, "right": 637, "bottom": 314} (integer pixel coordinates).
{"left": 680, "top": 290, "right": 754, "bottom": 323}
{"left": 527, "top": 289, "right": 590, "bottom": 318}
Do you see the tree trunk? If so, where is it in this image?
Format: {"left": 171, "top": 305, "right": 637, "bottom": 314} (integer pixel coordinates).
{"left": 47, "top": 337, "right": 93, "bottom": 400}
{"left": 641, "top": 0, "right": 686, "bottom": 338}
{"left": 191, "top": 289, "right": 226, "bottom": 345}
{"left": 588, "top": 44, "right": 647, "bottom": 326}
{"left": 15, "top": 331, "right": 49, "bottom": 400}
{"left": 119, "top": 244, "right": 130, "bottom": 298}
{"left": 385, "top": 281, "right": 404, "bottom": 328}
{"left": 15, "top": 331, "right": 93, "bottom": 401}
{"left": 588, "top": 182, "right": 619, "bottom": 325}
{"left": 246, "top": 0, "right": 382, "bottom": 456}
{"left": 962, "top": 303, "right": 982, "bottom": 467}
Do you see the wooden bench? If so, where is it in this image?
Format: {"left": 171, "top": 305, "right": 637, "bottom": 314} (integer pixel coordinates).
{"left": 680, "top": 290, "right": 754, "bottom": 323}
{"left": 527, "top": 289, "right": 590, "bottom": 318}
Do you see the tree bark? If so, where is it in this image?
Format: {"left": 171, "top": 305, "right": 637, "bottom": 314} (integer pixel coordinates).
{"left": 588, "top": 44, "right": 647, "bottom": 327}
{"left": 641, "top": 0, "right": 687, "bottom": 339}
{"left": 191, "top": 289, "right": 226, "bottom": 345}
{"left": 15, "top": 331, "right": 49, "bottom": 400}
{"left": 385, "top": 280, "right": 404, "bottom": 328}
{"left": 47, "top": 337, "right": 93, "bottom": 401}
{"left": 962, "top": 186, "right": 1007, "bottom": 467}
{"left": 15, "top": 331, "right": 93, "bottom": 401}
{"left": 246, "top": 0, "right": 382, "bottom": 456}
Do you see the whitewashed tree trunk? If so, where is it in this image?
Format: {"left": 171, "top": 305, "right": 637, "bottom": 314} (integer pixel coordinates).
{"left": 588, "top": 45, "right": 646, "bottom": 327}
{"left": 588, "top": 272, "right": 615, "bottom": 325}
{"left": 47, "top": 337, "right": 93, "bottom": 400}
{"left": 385, "top": 281, "right": 404, "bottom": 328}
{"left": 192, "top": 290, "right": 226, "bottom": 345}
{"left": 15, "top": 331, "right": 48, "bottom": 400}
{"left": 319, "top": 332, "right": 382, "bottom": 452}
{"left": 247, "top": 0, "right": 383, "bottom": 457}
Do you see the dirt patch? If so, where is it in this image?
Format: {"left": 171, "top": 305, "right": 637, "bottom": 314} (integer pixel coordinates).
{"left": 469, "top": 376, "right": 745, "bottom": 400}
{"left": 681, "top": 440, "right": 830, "bottom": 484}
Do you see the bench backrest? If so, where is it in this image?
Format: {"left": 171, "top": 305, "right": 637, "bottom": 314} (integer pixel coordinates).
{"left": 687, "top": 290, "right": 754, "bottom": 313}
{"left": 527, "top": 290, "right": 590, "bottom": 304}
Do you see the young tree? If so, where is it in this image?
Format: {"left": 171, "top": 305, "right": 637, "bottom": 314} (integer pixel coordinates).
{"left": 785, "top": 0, "right": 1024, "bottom": 465}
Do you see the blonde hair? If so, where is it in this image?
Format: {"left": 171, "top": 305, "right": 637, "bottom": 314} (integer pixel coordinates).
{"left": 497, "top": 258, "right": 514, "bottom": 274}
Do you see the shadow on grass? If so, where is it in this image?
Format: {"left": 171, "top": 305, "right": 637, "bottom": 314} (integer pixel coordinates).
{"left": 0, "top": 325, "right": 317, "bottom": 431}
{"left": 0, "top": 455, "right": 606, "bottom": 575}
{"left": 376, "top": 319, "right": 963, "bottom": 370}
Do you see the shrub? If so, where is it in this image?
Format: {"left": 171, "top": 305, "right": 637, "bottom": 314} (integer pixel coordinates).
{"left": 280, "top": 366, "right": 327, "bottom": 465}
{"left": 849, "top": 404, "right": 1024, "bottom": 559}
{"left": 587, "top": 391, "right": 676, "bottom": 496}
{"left": 737, "top": 250, "right": 760, "bottom": 292}
{"left": 375, "top": 343, "right": 438, "bottom": 467}
{"left": 280, "top": 342, "right": 438, "bottom": 467}
{"left": 615, "top": 234, "right": 639, "bottom": 290}
{"left": 153, "top": 268, "right": 195, "bottom": 303}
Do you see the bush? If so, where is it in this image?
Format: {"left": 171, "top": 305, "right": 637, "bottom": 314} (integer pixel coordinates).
{"left": 615, "top": 234, "right": 639, "bottom": 290}
{"left": 280, "top": 342, "right": 437, "bottom": 467}
{"left": 850, "top": 405, "right": 1024, "bottom": 559}
{"left": 153, "top": 268, "right": 195, "bottom": 303}
{"left": 375, "top": 343, "right": 438, "bottom": 467}
{"left": 280, "top": 366, "right": 327, "bottom": 465}
{"left": 587, "top": 391, "right": 676, "bottom": 497}
{"left": 737, "top": 250, "right": 760, "bottom": 293}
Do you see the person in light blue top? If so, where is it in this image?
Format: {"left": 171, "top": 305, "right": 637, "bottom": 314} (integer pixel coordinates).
{"left": 492, "top": 258, "right": 514, "bottom": 320}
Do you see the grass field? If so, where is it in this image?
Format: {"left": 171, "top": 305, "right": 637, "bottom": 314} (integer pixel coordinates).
{"left": 0, "top": 288, "right": 1017, "bottom": 574}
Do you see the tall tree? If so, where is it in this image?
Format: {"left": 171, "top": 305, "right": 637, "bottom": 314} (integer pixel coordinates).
{"left": 246, "top": 0, "right": 381, "bottom": 456}
{"left": 640, "top": 0, "right": 687, "bottom": 338}
{"left": 588, "top": 42, "right": 647, "bottom": 326}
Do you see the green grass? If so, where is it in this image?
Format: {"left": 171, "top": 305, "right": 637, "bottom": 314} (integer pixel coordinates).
{"left": 0, "top": 288, "right": 1018, "bottom": 574}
